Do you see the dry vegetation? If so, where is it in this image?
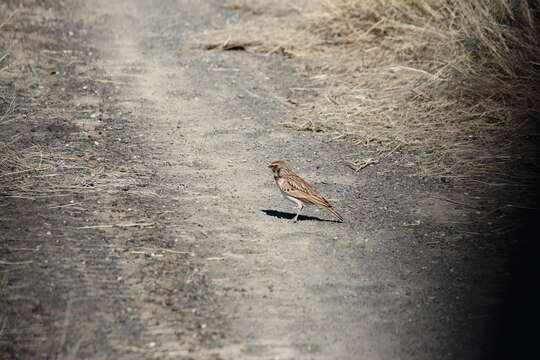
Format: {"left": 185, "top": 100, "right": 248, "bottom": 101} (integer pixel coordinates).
{"left": 0, "top": 5, "right": 64, "bottom": 199}
{"left": 203, "top": 0, "right": 540, "bottom": 224}
{"left": 295, "top": 0, "right": 540, "bottom": 182}
{"left": 0, "top": 3, "right": 112, "bottom": 201}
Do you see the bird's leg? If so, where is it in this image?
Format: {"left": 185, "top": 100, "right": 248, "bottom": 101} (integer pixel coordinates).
{"left": 292, "top": 202, "right": 303, "bottom": 223}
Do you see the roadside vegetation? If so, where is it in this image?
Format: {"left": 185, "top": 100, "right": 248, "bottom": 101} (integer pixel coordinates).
{"left": 296, "top": 0, "right": 539, "bottom": 179}
{"left": 205, "top": 0, "right": 540, "bottom": 231}
{"left": 1, "top": 3, "right": 88, "bottom": 199}
{"left": 0, "top": 2, "right": 117, "bottom": 203}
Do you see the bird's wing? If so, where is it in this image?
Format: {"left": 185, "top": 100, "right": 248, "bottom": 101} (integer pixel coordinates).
{"left": 282, "top": 174, "right": 332, "bottom": 208}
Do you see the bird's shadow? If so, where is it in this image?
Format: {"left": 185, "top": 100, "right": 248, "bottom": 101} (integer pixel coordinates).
{"left": 261, "top": 209, "right": 339, "bottom": 223}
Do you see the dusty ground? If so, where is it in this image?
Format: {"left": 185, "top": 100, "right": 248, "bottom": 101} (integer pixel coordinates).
{"left": 0, "top": 0, "right": 524, "bottom": 359}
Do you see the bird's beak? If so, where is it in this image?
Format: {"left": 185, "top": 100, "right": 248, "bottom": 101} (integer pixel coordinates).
{"left": 268, "top": 165, "right": 272, "bottom": 169}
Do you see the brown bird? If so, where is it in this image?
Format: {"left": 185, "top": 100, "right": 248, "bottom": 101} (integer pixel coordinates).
{"left": 268, "top": 160, "right": 344, "bottom": 223}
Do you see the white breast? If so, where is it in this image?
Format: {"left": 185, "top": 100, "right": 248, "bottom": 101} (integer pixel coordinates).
{"left": 275, "top": 178, "right": 305, "bottom": 207}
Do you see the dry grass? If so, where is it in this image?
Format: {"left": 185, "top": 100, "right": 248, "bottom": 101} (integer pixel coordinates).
{"left": 0, "top": 143, "right": 105, "bottom": 199}
{"left": 0, "top": 5, "right": 113, "bottom": 200}
{"left": 292, "top": 0, "right": 540, "bottom": 182}
{"left": 206, "top": 0, "right": 540, "bottom": 214}
{"left": 198, "top": 39, "right": 296, "bottom": 57}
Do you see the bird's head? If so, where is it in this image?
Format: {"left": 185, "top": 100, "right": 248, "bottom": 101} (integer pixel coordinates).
{"left": 268, "top": 160, "right": 288, "bottom": 175}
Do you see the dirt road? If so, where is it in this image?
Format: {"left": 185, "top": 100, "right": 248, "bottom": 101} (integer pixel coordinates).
{"left": 1, "top": 0, "right": 505, "bottom": 359}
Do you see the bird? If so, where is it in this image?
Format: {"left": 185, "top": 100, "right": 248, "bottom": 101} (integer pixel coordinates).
{"left": 268, "top": 160, "right": 344, "bottom": 223}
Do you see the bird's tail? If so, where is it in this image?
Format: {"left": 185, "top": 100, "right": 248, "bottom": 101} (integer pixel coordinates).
{"left": 327, "top": 206, "right": 344, "bottom": 222}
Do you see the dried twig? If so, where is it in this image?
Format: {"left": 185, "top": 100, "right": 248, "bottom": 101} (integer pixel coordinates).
{"left": 77, "top": 222, "right": 155, "bottom": 229}
{"left": 0, "top": 260, "right": 33, "bottom": 265}
{"left": 48, "top": 202, "right": 84, "bottom": 209}
{"left": 127, "top": 246, "right": 194, "bottom": 256}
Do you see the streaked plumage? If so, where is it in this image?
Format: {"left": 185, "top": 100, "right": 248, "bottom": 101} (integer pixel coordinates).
{"left": 269, "top": 160, "right": 344, "bottom": 223}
